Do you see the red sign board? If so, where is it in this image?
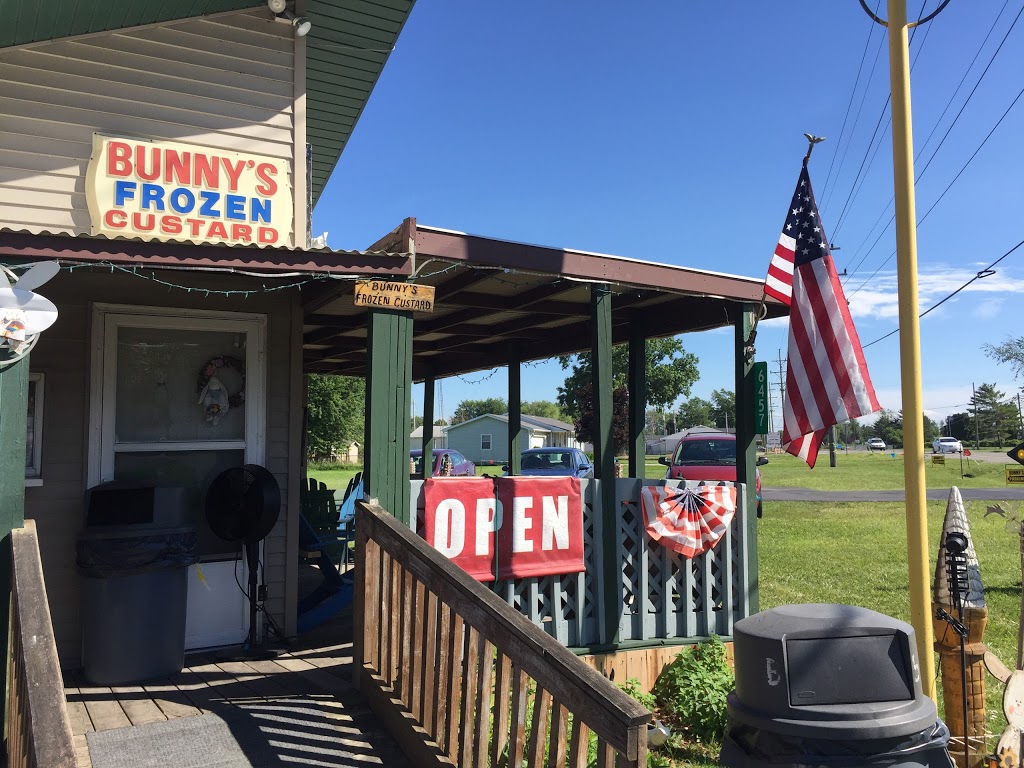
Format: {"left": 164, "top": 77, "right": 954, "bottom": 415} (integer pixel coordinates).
{"left": 422, "top": 476, "right": 584, "bottom": 582}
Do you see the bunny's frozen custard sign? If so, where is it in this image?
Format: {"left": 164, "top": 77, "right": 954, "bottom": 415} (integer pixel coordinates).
{"left": 86, "top": 135, "right": 293, "bottom": 247}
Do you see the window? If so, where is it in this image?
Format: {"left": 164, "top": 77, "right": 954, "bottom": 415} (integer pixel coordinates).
{"left": 25, "top": 373, "right": 44, "bottom": 484}
{"left": 481, "top": 434, "right": 492, "bottom": 450}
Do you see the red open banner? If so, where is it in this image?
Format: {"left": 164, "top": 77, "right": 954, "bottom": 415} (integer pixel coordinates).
{"left": 422, "top": 476, "right": 584, "bottom": 582}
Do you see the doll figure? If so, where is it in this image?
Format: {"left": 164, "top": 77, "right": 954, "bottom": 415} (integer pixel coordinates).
{"left": 199, "top": 375, "right": 230, "bottom": 425}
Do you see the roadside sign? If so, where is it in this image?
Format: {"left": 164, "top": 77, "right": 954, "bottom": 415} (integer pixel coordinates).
{"left": 354, "top": 280, "right": 435, "bottom": 312}
{"left": 931, "top": 455, "right": 945, "bottom": 465}
{"left": 1008, "top": 442, "right": 1024, "bottom": 466}
{"left": 1007, "top": 465, "right": 1024, "bottom": 485}
{"left": 963, "top": 448, "right": 972, "bottom": 457}
{"left": 753, "top": 361, "right": 769, "bottom": 434}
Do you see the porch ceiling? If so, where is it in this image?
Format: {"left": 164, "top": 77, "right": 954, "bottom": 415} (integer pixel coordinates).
{"left": 0, "top": 0, "right": 415, "bottom": 204}
{"left": 303, "top": 220, "right": 789, "bottom": 381}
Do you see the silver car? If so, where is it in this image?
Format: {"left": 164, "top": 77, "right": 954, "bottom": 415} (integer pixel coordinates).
{"left": 866, "top": 437, "right": 886, "bottom": 451}
{"left": 932, "top": 436, "right": 963, "bottom": 454}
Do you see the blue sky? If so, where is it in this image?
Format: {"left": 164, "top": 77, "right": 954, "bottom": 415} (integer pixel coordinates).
{"left": 313, "top": 1, "right": 1024, "bottom": 430}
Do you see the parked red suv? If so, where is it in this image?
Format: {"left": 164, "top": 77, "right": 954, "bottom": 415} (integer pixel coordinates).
{"left": 658, "top": 431, "right": 767, "bottom": 517}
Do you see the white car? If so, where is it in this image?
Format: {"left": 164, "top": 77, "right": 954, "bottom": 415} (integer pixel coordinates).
{"left": 866, "top": 437, "right": 886, "bottom": 451}
{"left": 933, "top": 436, "right": 963, "bottom": 454}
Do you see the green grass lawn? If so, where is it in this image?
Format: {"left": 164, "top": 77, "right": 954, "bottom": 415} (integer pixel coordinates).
{"left": 759, "top": 497, "right": 1021, "bottom": 751}
{"left": 760, "top": 450, "right": 1009, "bottom": 490}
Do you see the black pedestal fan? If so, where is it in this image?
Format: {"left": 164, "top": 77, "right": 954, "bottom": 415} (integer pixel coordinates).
{"left": 205, "top": 464, "right": 285, "bottom": 655}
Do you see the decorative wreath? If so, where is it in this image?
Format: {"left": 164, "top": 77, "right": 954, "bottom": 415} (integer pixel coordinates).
{"left": 197, "top": 355, "right": 246, "bottom": 409}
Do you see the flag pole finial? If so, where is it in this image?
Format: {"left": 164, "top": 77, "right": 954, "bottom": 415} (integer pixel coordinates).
{"left": 803, "top": 134, "right": 826, "bottom": 164}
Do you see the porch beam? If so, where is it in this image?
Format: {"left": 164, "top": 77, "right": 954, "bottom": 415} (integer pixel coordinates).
{"left": 365, "top": 310, "right": 413, "bottom": 526}
{"left": 0, "top": 355, "right": 29, "bottom": 728}
{"left": 627, "top": 321, "right": 646, "bottom": 479}
{"left": 432, "top": 268, "right": 491, "bottom": 301}
{"left": 421, "top": 371, "right": 435, "bottom": 480}
{"left": 440, "top": 293, "right": 584, "bottom": 316}
{"left": 508, "top": 347, "right": 523, "bottom": 475}
{"left": 734, "top": 304, "right": 758, "bottom": 612}
{"left": 591, "top": 284, "right": 619, "bottom": 647}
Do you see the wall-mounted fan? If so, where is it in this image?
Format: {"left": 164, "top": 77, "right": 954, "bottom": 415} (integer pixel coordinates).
{"left": 205, "top": 464, "right": 282, "bottom": 652}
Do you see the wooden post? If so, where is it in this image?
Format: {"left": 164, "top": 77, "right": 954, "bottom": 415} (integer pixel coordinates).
{"left": 421, "top": 372, "right": 435, "bottom": 480}
{"left": 0, "top": 355, "right": 29, "bottom": 730}
{"left": 627, "top": 321, "right": 646, "bottom": 479}
{"left": 508, "top": 347, "right": 523, "bottom": 475}
{"left": 591, "top": 285, "right": 619, "bottom": 646}
{"left": 734, "top": 306, "right": 758, "bottom": 612}
{"left": 365, "top": 310, "right": 413, "bottom": 526}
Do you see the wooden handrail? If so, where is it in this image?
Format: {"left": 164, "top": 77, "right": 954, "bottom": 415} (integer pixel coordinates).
{"left": 353, "top": 500, "right": 651, "bottom": 767}
{"left": 6, "top": 521, "right": 76, "bottom": 768}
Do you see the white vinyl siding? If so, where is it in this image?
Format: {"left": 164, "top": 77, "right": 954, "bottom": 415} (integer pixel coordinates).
{"left": 0, "top": 11, "right": 296, "bottom": 243}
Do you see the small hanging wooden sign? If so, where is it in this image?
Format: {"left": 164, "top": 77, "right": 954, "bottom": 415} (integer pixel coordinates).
{"left": 354, "top": 281, "right": 435, "bottom": 313}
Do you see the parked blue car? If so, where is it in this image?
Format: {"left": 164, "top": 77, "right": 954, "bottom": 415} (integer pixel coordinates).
{"left": 504, "top": 448, "right": 593, "bottom": 478}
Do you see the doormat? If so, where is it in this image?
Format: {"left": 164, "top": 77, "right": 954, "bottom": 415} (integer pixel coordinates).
{"left": 85, "top": 710, "right": 278, "bottom": 768}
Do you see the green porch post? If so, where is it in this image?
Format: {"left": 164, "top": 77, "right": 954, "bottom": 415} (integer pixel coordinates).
{"left": 734, "top": 304, "right": 758, "bottom": 612}
{"left": 0, "top": 356, "right": 29, "bottom": 729}
{"left": 508, "top": 347, "right": 523, "bottom": 474}
{"left": 627, "top": 322, "right": 646, "bottom": 479}
{"left": 420, "top": 372, "right": 435, "bottom": 480}
{"left": 365, "top": 310, "right": 413, "bottom": 526}
{"left": 591, "top": 285, "right": 618, "bottom": 646}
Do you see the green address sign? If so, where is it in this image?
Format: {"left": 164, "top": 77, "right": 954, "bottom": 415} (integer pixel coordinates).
{"left": 753, "top": 361, "right": 769, "bottom": 435}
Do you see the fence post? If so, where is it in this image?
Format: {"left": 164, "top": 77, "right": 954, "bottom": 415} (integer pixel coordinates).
{"left": 734, "top": 305, "right": 758, "bottom": 613}
{"left": 0, "top": 355, "right": 29, "bottom": 733}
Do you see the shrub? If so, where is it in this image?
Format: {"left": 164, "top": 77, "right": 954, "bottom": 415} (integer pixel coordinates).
{"left": 652, "top": 636, "right": 734, "bottom": 742}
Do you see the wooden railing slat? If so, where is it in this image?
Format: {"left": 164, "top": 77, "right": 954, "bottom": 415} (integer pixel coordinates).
{"left": 433, "top": 602, "right": 452, "bottom": 744}
{"left": 399, "top": 567, "right": 413, "bottom": 707}
{"left": 508, "top": 666, "right": 529, "bottom": 768}
{"left": 7, "top": 522, "right": 77, "bottom": 768}
{"left": 418, "top": 587, "right": 435, "bottom": 727}
{"left": 568, "top": 717, "right": 591, "bottom": 768}
{"left": 444, "top": 613, "right": 465, "bottom": 761}
{"left": 526, "top": 686, "right": 551, "bottom": 768}
{"left": 596, "top": 737, "right": 614, "bottom": 768}
{"left": 490, "top": 652, "right": 513, "bottom": 768}
{"left": 459, "top": 625, "right": 481, "bottom": 767}
{"left": 547, "top": 699, "right": 568, "bottom": 768}
{"left": 472, "top": 636, "right": 494, "bottom": 768}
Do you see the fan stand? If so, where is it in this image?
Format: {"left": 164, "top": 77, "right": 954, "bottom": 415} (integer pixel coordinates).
{"left": 216, "top": 542, "right": 285, "bottom": 662}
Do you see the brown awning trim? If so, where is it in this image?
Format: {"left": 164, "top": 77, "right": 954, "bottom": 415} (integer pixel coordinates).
{"left": 0, "top": 231, "right": 413, "bottom": 276}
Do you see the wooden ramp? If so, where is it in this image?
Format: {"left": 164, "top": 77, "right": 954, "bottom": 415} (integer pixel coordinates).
{"left": 65, "top": 640, "right": 409, "bottom": 768}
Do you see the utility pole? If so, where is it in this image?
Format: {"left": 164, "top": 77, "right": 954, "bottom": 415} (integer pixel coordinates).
{"left": 828, "top": 426, "right": 836, "bottom": 467}
{"left": 973, "top": 382, "right": 980, "bottom": 450}
{"left": 776, "top": 349, "right": 786, "bottom": 441}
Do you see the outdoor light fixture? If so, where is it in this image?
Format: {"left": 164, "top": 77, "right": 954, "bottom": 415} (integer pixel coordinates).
{"left": 266, "top": 0, "right": 286, "bottom": 13}
{"left": 283, "top": 9, "right": 312, "bottom": 37}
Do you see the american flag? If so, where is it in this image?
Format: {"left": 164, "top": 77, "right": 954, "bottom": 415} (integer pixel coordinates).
{"left": 768, "top": 162, "right": 880, "bottom": 467}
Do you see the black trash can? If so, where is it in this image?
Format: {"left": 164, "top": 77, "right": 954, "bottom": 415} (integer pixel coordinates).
{"left": 720, "top": 604, "right": 954, "bottom": 768}
{"left": 77, "top": 484, "right": 199, "bottom": 685}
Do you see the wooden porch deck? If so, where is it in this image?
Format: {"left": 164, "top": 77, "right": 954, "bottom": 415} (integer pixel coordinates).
{"left": 64, "top": 638, "right": 409, "bottom": 768}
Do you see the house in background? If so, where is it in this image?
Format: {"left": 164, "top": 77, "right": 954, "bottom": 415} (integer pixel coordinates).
{"left": 444, "top": 413, "right": 584, "bottom": 463}
{"left": 409, "top": 423, "right": 447, "bottom": 450}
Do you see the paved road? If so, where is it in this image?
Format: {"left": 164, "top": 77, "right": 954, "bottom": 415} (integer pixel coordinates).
{"left": 763, "top": 487, "right": 1024, "bottom": 502}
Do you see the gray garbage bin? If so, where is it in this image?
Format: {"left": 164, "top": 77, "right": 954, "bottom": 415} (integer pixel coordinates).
{"left": 77, "top": 484, "right": 199, "bottom": 685}
{"left": 720, "top": 604, "right": 954, "bottom": 768}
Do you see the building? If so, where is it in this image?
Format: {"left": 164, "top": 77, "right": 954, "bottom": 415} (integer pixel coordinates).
{"left": 409, "top": 423, "right": 447, "bottom": 450}
{"left": 445, "top": 413, "right": 584, "bottom": 463}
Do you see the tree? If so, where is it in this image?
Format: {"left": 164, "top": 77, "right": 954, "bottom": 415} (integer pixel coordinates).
{"left": 869, "top": 410, "right": 903, "bottom": 448}
{"left": 521, "top": 400, "right": 566, "bottom": 422}
{"left": 985, "top": 337, "right": 1024, "bottom": 382}
{"left": 969, "top": 383, "right": 1018, "bottom": 447}
{"left": 557, "top": 337, "right": 699, "bottom": 421}
{"left": 677, "top": 397, "right": 714, "bottom": 429}
{"left": 451, "top": 397, "right": 508, "bottom": 424}
{"left": 306, "top": 374, "right": 365, "bottom": 460}
{"left": 572, "top": 383, "right": 630, "bottom": 455}
{"left": 922, "top": 414, "right": 940, "bottom": 445}
{"left": 709, "top": 389, "right": 736, "bottom": 430}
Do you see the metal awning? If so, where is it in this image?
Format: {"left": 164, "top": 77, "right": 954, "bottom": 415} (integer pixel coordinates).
{"left": 302, "top": 219, "right": 789, "bottom": 380}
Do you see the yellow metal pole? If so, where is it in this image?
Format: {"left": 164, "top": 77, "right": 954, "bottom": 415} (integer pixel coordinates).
{"left": 887, "top": 0, "right": 936, "bottom": 702}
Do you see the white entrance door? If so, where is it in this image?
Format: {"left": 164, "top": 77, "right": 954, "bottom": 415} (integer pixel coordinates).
{"left": 89, "top": 305, "right": 267, "bottom": 650}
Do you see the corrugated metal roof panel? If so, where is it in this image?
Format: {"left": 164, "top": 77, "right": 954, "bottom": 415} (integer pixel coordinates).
{"left": 0, "top": 0, "right": 415, "bottom": 205}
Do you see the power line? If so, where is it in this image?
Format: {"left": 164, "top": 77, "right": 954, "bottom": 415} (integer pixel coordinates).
{"left": 842, "top": 2, "right": 1023, "bottom": 290}
{"left": 861, "top": 237, "right": 1024, "bottom": 349}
